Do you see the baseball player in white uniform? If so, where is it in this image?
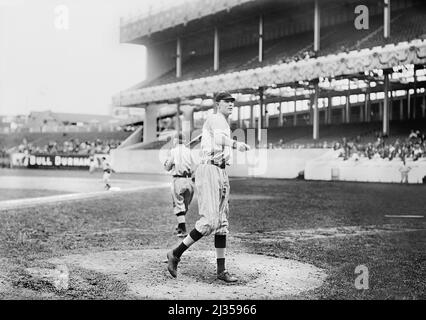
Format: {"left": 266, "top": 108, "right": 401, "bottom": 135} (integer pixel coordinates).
{"left": 166, "top": 91, "right": 250, "bottom": 283}
{"left": 164, "top": 133, "right": 195, "bottom": 237}
{"left": 102, "top": 157, "right": 113, "bottom": 190}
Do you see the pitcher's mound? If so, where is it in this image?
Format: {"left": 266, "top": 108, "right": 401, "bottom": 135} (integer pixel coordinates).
{"left": 49, "top": 249, "right": 326, "bottom": 299}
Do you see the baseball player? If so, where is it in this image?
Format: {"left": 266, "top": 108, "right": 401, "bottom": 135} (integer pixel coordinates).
{"left": 399, "top": 159, "right": 411, "bottom": 184}
{"left": 102, "top": 156, "right": 114, "bottom": 190}
{"left": 163, "top": 133, "right": 195, "bottom": 237}
{"left": 89, "top": 156, "right": 96, "bottom": 174}
{"left": 166, "top": 91, "right": 250, "bottom": 283}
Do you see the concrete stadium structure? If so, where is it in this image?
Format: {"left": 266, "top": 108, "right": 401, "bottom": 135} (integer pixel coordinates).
{"left": 112, "top": 0, "right": 426, "bottom": 182}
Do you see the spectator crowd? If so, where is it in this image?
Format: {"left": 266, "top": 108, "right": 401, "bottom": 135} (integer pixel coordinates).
{"left": 333, "top": 129, "right": 426, "bottom": 162}
{"left": 265, "top": 129, "right": 426, "bottom": 164}
{"left": 15, "top": 138, "right": 121, "bottom": 156}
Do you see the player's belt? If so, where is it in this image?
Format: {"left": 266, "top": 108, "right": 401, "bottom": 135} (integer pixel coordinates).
{"left": 173, "top": 172, "right": 191, "bottom": 178}
{"left": 104, "top": 169, "right": 111, "bottom": 173}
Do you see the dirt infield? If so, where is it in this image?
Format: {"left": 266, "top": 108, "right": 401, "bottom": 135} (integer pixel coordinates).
{"left": 46, "top": 249, "right": 326, "bottom": 299}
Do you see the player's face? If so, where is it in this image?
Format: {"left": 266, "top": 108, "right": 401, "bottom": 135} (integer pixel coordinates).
{"left": 217, "top": 99, "right": 234, "bottom": 117}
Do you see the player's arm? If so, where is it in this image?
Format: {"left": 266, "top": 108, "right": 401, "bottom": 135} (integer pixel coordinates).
{"left": 212, "top": 129, "right": 250, "bottom": 152}
{"left": 205, "top": 118, "right": 250, "bottom": 152}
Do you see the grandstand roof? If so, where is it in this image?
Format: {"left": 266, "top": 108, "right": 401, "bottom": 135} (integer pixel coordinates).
{"left": 115, "top": 0, "right": 426, "bottom": 109}
{"left": 113, "top": 39, "right": 426, "bottom": 106}
{"left": 120, "top": 0, "right": 323, "bottom": 44}
{"left": 120, "top": 0, "right": 256, "bottom": 43}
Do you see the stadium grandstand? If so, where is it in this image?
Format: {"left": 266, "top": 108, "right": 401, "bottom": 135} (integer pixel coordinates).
{"left": 114, "top": 0, "right": 426, "bottom": 147}
{"left": 111, "top": 0, "right": 426, "bottom": 181}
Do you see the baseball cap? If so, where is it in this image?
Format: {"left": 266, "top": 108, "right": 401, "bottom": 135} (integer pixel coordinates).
{"left": 215, "top": 91, "right": 235, "bottom": 102}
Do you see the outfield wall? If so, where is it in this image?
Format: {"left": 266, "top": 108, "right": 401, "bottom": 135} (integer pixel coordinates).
{"left": 10, "top": 153, "right": 110, "bottom": 170}
{"left": 110, "top": 148, "right": 329, "bottom": 179}
{"left": 305, "top": 150, "right": 426, "bottom": 184}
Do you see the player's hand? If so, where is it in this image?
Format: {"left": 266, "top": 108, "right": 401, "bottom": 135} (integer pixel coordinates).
{"left": 236, "top": 142, "right": 251, "bottom": 152}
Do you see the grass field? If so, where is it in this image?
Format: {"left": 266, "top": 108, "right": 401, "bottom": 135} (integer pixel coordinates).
{"left": 0, "top": 172, "right": 425, "bottom": 299}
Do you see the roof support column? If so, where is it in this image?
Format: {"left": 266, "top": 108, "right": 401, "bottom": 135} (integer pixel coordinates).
{"left": 176, "top": 37, "right": 182, "bottom": 78}
{"left": 144, "top": 105, "right": 158, "bottom": 144}
{"left": 214, "top": 27, "right": 219, "bottom": 71}
{"left": 293, "top": 93, "right": 297, "bottom": 126}
{"left": 384, "top": 0, "right": 391, "bottom": 39}
{"left": 400, "top": 98, "right": 404, "bottom": 120}
{"left": 258, "top": 15, "right": 263, "bottom": 62}
{"left": 327, "top": 95, "right": 332, "bottom": 124}
{"left": 278, "top": 102, "right": 283, "bottom": 127}
{"left": 365, "top": 82, "right": 371, "bottom": 122}
{"left": 250, "top": 105, "right": 255, "bottom": 128}
{"left": 265, "top": 104, "right": 269, "bottom": 128}
{"left": 181, "top": 105, "right": 194, "bottom": 142}
{"left": 360, "top": 101, "right": 364, "bottom": 122}
{"left": 413, "top": 65, "right": 418, "bottom": 119}
{"left": 314, "top": 0, "right": 320, "bottom": 52}
{"left": 238, "top": 106, "right": 243, "bottom": 128}
{"left": 341, "top": 106, "right": 345, "bottom": 123}
{"left": 383, "top": 71, "right": 390, "bottom": 136}
{"left": 175, "top": 99, "right": 181, "bottom": 136}
{"left": 258, "top": 87, "right": 264, "bottom": 144}
{"left": 345, "top": 79, "right": 351, "bottom": 123}
{"left": 407, "top": 89, "right": 411, "bottom": 120}
{"left": 312, "top": 79, "right": 319, "bottom": 140}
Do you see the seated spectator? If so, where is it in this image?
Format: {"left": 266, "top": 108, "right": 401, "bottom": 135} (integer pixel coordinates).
{"left": 351, "top": 150, "right": 360, "bottom": 161}
{"left": 409, "top": 129, "right": 417, "bottom": 140}
{"left": 413, "top": 144, "right": 423, "bottom": 161}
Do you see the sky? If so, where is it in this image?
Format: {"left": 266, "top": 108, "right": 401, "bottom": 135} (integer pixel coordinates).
{"left": 0, "top": 0, "right": 191, "bottom": 116}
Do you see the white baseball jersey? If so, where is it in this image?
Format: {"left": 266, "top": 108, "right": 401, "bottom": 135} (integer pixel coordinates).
{"left": 102, "top": 161, "right": 112, "bottom": 173}
{"left": 200, "top": 112, "right": 231, "bottom": 166}
{"left": 168, "top": 144, "right": 193, "bottom": 176}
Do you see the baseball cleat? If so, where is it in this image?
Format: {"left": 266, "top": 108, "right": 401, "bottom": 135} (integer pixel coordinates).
{"left": 166, "top": 251, "right": 180, "bottom": 278}
{"left": 217, "top": 271, "right": 238, "bottom": 283}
